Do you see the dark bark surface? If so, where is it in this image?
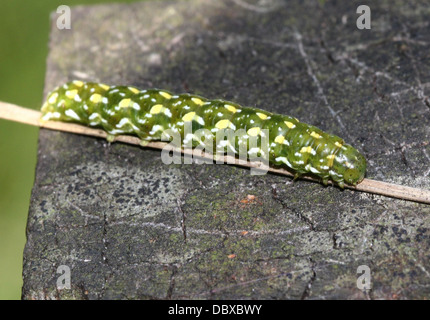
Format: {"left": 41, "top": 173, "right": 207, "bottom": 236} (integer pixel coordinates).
{"left": 23, "top": 0, "right": 430, "bottom": 299}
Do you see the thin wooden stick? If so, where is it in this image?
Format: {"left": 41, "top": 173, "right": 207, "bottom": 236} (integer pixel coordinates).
{"left": 1, "top": 101, "right": 430, "bottom": 204}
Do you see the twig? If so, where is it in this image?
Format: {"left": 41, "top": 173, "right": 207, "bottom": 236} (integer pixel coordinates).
{"left": 1, "top": 101, "right": 429, "bottom": 205}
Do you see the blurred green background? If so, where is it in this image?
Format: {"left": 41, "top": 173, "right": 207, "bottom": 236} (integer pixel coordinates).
{"left": 0, "top": 0, "right": 146, "bottom": 300}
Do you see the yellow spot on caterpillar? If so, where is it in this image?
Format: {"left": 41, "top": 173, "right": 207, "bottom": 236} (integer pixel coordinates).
{"left": 65, "top": 89, "right": 78, "bottom": 99}
{"left": 310, "top": 131, "right": 322, "bottom": 139}
{"left": 274, "top": 135, "right": 285, "bottom": 144}
{"left": 300, "top": 146, "right": 314, "bottom": 154}
{"left": 182, "top": 111, "right": 205, "bottom": 125}
{"left": 182, "top": 112, "right": 196, "bottom": 122}
{"left": 215, "top": 119, "right": 235, "bottom": 130}
{"left": 224, "top": 104, "right": 237, "bottom": 113}
{"left": 327, "top": 154, "right": 335, "bottom": 167}
{"left": 128, "top": 87, "right": 140, "bottom": 94}
{"left": 148, "top": 104, "right": 172, "bottom": 117}
{"left": 90, "top": 93, "right": 102, "bottom": 104}
{"left": 247, "top": 127, "right": 261, "bottom": 137}
{"left": 160, "top": 91, "right": 172, "bottom": 99}
{"left": 150, "top": 104, "right": 164, "bottom": 114}
{"left": 99, "top": 84, "right": 110, "bottom": 90}
{"left": 73, "top": 80, "right": 84, "bottom": 87}
{"left": 256, "top": 112, "right": 268, "bottom": 120}
{"left": 335, "top": 141, "right": 343, "bottom": 148}
{"left": 119, "top": 98, "right": 132, "bottom": 108}
{"left": 191, "top": 97, "right": 204, "bottom": 105}
{"left": 48, "top": 92, "right": 58, "bottom": 104}
{"left": 284, "top": 121, "right": 296, "bottom": 129}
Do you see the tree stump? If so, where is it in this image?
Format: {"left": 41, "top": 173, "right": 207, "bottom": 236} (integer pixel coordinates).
{"left": 23, "top": 0, "right": 430, "bottom": 299}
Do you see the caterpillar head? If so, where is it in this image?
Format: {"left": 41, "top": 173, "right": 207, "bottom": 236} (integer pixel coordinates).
{"left": 41, "top": 87, "right": 68, "bottom": 121}
{"left": 330, "top": 144, "right": 366, "bottom": 187}
{"left": 41, "top": 84, "right": 82, "bottom": 122}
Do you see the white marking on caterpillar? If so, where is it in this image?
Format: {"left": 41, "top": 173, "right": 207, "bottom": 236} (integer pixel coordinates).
{"left": 275, "top": 156, "right": 293, "bottom": 168}
{"left": 65, "top": 109, "right": 81, "bottom": 120}
{"left": 48, "top": 93, "right": 59, "bottom": 104}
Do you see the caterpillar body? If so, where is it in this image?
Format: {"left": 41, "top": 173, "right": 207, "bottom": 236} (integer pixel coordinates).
{"left": 41, "top": 81, "right": 366, "bottom": 187}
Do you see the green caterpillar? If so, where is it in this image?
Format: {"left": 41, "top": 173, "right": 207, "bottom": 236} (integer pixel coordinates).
{"left": 41, "top": 81, "right": 366, "bottom": 187}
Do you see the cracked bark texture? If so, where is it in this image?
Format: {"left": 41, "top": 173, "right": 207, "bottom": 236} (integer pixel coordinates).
{"left": 22, "top": 0, "right": 430, "bottom": 299}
